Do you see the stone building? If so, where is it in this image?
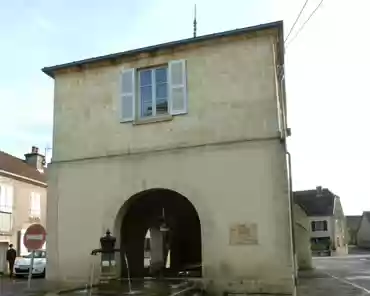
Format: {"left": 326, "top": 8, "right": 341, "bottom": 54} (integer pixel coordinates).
{"left": 357, "top": 212, "right": 370, "bottom": 248}
{"left": 0, "top": 147, "right": 47, "bottom": 273}
{"left": 346, "top": 215, "right": 361, "bottom": 245}
{"left": 294, "top": 187, "right": 348, "bottom": 256}
{"left": 293, "top": 204, "right": 312, "bottom": 270}
{"left": 43, "top": 21, "right": 294, "bottom": 295}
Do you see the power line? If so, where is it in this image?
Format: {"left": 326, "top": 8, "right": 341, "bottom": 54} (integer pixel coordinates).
{"left": 285, "top": 0, "right": 324, "bottom": 48}
{"left": 284, "top": 0, "right": 309, "bottom": 43}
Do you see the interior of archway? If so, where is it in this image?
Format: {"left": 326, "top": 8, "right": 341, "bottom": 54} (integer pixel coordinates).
{"left": 120, "top": 189, "right": 202, "bottom": 278}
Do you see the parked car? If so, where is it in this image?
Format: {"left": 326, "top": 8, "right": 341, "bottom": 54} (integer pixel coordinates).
{"left": 14, "top": 250, "right": 46, "bottom": 277}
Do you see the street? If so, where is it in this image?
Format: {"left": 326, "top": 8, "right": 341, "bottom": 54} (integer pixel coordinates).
{"left": 298, "top": 249, "right": 370, "bottom": 295}
{"left": 2, "top": 250, "right": 370, "bottom": 296}
{"left": 0, "top": 277, "right": 41, "bottom": 296}
{"left": 0, "top": 276, "right": 76, "bottom": 296}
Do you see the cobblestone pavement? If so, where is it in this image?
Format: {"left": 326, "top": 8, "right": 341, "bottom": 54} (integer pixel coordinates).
{"left": 298, "top": 249, "right": 370, "bottom": 295}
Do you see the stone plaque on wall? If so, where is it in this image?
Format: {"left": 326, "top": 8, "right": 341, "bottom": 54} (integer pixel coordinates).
{"left": 229, "top": 223, "right": 258, "bottom": 245}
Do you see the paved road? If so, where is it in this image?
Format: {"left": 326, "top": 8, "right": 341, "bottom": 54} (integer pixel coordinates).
{"left": 314, "top": 253, "right": 370, "bottom": 292}
{"left": 3, "top": 251, "right": 370, "bottom": 296}
{"left": 0, "top": 277, "right": 63, "bottom": 296}
{"left": 298, "top": 250, "right": 370, "bottom": 295}
{"left": 0, "top": 277, "right": 35, "bottom": 296}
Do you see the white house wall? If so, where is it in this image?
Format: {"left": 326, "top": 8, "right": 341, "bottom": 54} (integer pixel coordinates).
{"left": 308, "top": 216, "right": 332, "bottom": 238}
{"left": 357, "top": 216, "right": 370, "bottom": 248}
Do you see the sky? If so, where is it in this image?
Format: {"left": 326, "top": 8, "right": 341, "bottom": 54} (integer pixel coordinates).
{"left": 0, "top": 0, "right": 369, "bottom": 215}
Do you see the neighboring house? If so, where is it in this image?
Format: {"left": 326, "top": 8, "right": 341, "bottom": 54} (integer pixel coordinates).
{"left": 346, "top": 215, "right": 361, "bottom": 245}
{"left": 293, "top": 204, "right": 312, "bottom": 270}
{"left": 357, "top": 212, "right": 370, "bottom": 248}
{"left": 43, "top": 21, "right": 294, "bottom": 295}
{"left": 0, "top": 147, "right": 47, "bottom": 274}
{"left": 294, "top": 186, "right": 348, "bottom": 255}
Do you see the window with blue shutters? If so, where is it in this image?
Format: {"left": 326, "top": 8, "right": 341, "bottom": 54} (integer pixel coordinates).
{"left": 119, "top": 59, "right": 187, "bottom": 123}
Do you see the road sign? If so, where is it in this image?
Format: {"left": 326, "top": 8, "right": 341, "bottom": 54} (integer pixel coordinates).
{"left": 23, "top": 224, "right": 46, "bottom": 250}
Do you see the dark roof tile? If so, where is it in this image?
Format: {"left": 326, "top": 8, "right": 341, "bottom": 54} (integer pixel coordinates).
{"left": 294, "top": 188, "right": 336, "bottom": 216}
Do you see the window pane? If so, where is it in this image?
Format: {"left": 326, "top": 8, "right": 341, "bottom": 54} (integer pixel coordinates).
{"left": 155, "top": 68, "right": 167, "bottom": 83}
{"left": 156, "top": 83, "right": 167, "bottom": 99}
{"left": 156, "top": 98, "right": 168, "bottom": 115}
{"left": 140, "top": 70, "right": 152, "bottom": 86}
{"left": 140, "top": 86, "right": 152, "bottom": 117}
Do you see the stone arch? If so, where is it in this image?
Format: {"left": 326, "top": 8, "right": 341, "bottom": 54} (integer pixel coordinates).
{"left": 113, "top": 188, "right": 202, "bottom": 278}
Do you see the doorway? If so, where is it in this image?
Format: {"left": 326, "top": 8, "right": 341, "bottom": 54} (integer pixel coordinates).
{"left": 118, "top": 188, "right": 202, "bottom": 278}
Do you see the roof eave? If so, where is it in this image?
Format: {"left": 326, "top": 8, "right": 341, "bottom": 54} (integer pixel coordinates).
{"left": 0, "top": 170, "right": 47, "bottom": 188}
{"left": 41, "top": 20, "right": 284, "bottom": 79}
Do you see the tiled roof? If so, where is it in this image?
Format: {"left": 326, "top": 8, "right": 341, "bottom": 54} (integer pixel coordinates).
{"left": 0, "top": 150, "right": 46, "bottom": 184}
{"left": 293, "top": 188, "right": 336, "bottom": 216}
{"left": 346, "top": 215, "right": 362, "bottom": 231}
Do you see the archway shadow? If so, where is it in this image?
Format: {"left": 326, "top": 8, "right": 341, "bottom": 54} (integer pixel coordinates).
{"left": 118, "top": 188, "right": 202, "bottom": 278}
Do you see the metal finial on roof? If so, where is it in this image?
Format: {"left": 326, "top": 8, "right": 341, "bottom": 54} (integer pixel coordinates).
{"left": 193, "top": 4, "right": 197, "bottom": 38}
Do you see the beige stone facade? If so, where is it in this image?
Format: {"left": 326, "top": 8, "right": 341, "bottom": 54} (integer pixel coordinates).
{"left": 308, "top": 198, "right": 348, "bottom": 255}
{"left": 293, "top": 204, "right": 312, "bottom": 270}
{"left": 0, "top": 174, "right": 47, "bottom": 273}
{"left": 45, "top": 21, "right": 295, "bottom": 295}
{"left": 356, "top": 212, "right": 370, "bottom": 248}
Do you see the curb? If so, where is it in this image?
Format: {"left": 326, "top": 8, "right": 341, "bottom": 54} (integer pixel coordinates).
{"left": 57, "top": 284, "right": 99, "bottom": 294}
{"left": 23, "top": 284, "right": 99, "bottom": 295}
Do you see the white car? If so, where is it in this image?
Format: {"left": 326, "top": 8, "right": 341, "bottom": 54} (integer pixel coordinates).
{"left": 14, "top": 250, "right": 46, "bottom": 277}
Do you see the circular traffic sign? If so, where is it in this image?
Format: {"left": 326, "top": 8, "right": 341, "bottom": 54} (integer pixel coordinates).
{"left": 23, "top": 224, "right": 46, "bottom": 250}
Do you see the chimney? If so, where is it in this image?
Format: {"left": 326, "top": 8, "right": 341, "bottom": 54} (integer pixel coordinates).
{"left": 24, "top": 146, "right": 45, "bottom": 173}
{"left": 316, "top": 186, "right": 323, "bottom": 196}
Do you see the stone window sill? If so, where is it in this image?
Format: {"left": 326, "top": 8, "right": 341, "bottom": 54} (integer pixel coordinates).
{"left": 133, "top": 115, "right": 173, "bottom": 125}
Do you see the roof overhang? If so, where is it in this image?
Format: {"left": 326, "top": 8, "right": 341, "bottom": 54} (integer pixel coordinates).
{"left": 42, "top": 20, "right": 284, "bottom": 79}
{"left": 0, "top": 170, "right": 47, "bottom": 188}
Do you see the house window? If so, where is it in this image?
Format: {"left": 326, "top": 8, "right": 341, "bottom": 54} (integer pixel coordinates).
{"left": 139, "top": 67, "right": 168, "bottom": 118}
{"left": 311, "top": 220, "right": 328, "bottom": 231}
{"left": 30, "top": 192, "right": 41, "bottom": 218}
{"left": 0, "top": 184, "right": 13, "bottom": 213}
{"left": 120, "top": 60, "right": 187, "bottom": 123}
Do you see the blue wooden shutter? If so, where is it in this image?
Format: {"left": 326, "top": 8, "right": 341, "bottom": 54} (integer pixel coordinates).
{"left": 169, "top": 60, "right": 187, "bottom": 115}
{"left": 120, "top": 68, "right": 136, "bottom": 122}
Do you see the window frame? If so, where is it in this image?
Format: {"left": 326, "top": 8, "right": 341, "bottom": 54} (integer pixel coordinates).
{"left": 119, "top": 59, "right": 187, "bottom": 124}
{"left": 311, "top": 220, "right": 328, "bottom": 232}
{"left": 137, "top": 65, "right": 169, "bottom": 120}
{"left": 0, "top": 184, "right": 13, "bottom": 213}
{"left": 29, "top": 192, "right": 41, "bottom": 218}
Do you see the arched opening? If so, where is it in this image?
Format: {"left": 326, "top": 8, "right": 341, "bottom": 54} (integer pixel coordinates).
{"left": 119, "top": 188, "right": 202, "bottom": 278}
